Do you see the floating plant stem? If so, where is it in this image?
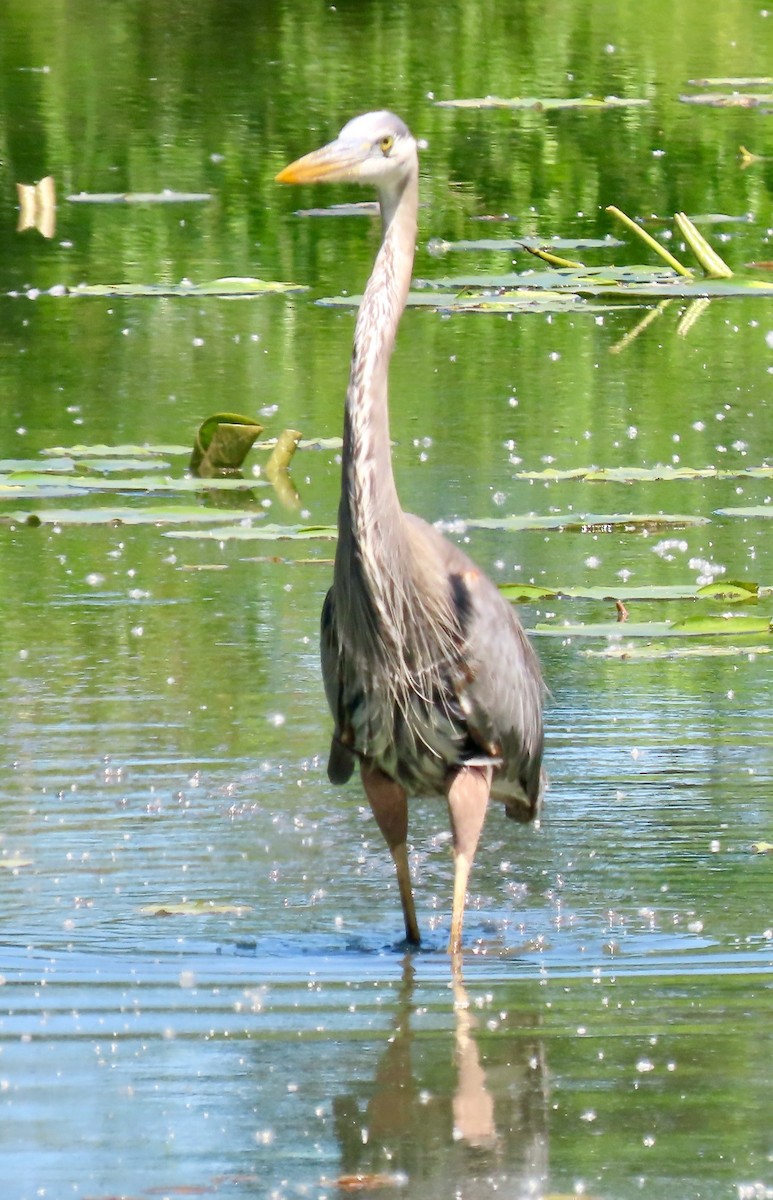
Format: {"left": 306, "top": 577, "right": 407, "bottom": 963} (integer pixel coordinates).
{"left": 522, "top": 244, "right": 584, "bottom": 269}
{"left": 605, "top": 205, "right": 693, "bottom": 277}
{"left": 674, "top": 211, "right": 734, "bottom": 278}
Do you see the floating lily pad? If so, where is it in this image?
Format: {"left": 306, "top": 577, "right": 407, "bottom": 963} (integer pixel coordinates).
{"left": 68, "top": 190, "right": 213, "bottom": 203}
{"left": 583, "top": 644, "right": 773, "bottom": 660}
{"left": 515, "top": 464, "right": 773, "bottom": 483}
{"left": 294, "top": 201, "right": 380, "bottom": 217}
{"left": 426, "top": 236, "right": 624, "bottom": 256}
{"left": 139, "top": 901, "right": 252, "bottom": 916}
{"left": 67, "top": 277, "right": 306, "bottom": 298}
{"left": 318, "top": 290, "right": 632, "bottom": 316}
{"left": 416, "top": 265, "right": 773, "bottom": 299}
{"left": 679, "top": 92, "right": 773, "bottom": 107}
{"left": 499, "top": 581, "right": 765, "bottom": 603}
{"left": 41, "top": 443, "right": 189, "bottom": 458}
{"left": 687, "top": 77, "right": 773, "bottom": 87}
{"left": 459, "top": 512, "right": 709, "bottom": 533}
{"left": 164, "top": 522, "right": 337, "bottom": 541}
{"left": 716, "top": 506, "right": 773, "bottom": 518}
{"left": 0, "top": 472, "right": 263, "bottom": 499}
{"left": 535, "top": 614, "right": 772, "bottom": 638}
{"left": 435, "top": 95, "right": 650, "bottom": 110}
{"left": 1, "top": 506, "right": 261, "bottom": 527}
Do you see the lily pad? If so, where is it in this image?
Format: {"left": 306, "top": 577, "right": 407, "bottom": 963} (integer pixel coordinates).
{"left": 139, "top": 901, "right": 252, "bottom": 916}
{"left": 679, "top": 92, "right": 773, "bottom": 107}
{"left": 0, "top": 473, "right": 264, "bottom": 499}
{"left": 294, "top": 201, "right": 380, "bottom": 217}
{"left": 687, "top": 77, "right": 773, "bottom": 87}
{"left": 67, "top": 277, "right": 306, "bottom": 298}
{"left": 1, "top": 506, "right": 261, "bottom": 528}
{"left": 417, "top": 265, "right": 773, "bottom": 300}
{"left": 716, "top": 506, "right": 773, "bottom": 518}
{"left": 535, "top": 614, "right": 772, "bottom": 639}
{"left": 41, "top": 443, "right": 190, "bottom": 458}
{"left": 68, "top": 190, "right": 213, "bottom": 203}
{"left": 516, "top": 464, "right": 773, "bottom": 483}
{"left": 499, "top": 581, "right": 765, "bottom": 603}
{"left": 318, "top": 290, "right": 633, "bottom": 316}
{"left": 583, "top": 644, "right": 773, "bottom": 660}
{"left": 435, "top": 95, "right": 650, "bottom": 110}
{"left": 459, "top": 512, "right": 709, "bottom": 533}
{"left": 164, "top": 522, "right": 337, "bottom": 541}
{"left": 426, "top": 236, "right": 624, "bottom": 256}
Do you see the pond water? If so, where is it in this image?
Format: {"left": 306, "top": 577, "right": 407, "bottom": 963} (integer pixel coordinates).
{"left": 0, "top": 2, "right": 772, "bottom": 1198}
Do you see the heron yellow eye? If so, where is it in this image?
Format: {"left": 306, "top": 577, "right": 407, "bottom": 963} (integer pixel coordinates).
{"left": 379, "top": 135, "right": 394, "bottom": 155}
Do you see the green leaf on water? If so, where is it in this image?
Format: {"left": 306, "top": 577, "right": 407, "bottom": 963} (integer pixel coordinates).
{"left": 41, "top": 443, "right": 190, "bottom": 458}
{"left": 535, "top": 614, "right": 772, "bottom": 638}
{"left": 583, "top": 643, "right": 773, "bottom": 660}
{"left": 461, "top": 512, "right": 709, "bottom": 533}
{"left": 515, "top": 464, "right": 773, "bottom": 482}
{"left": 426, "top": 235, "right": 624, "bottom": 256}
{"left": 1, "top": 506, "right": 261, "bottom": 527}
{"left": 68, "top": 190, "right": 214, "bottom": 204}
{"left": 499, "top": 581, "right": 768, "bottom": 603}
{"left": 435, "top": 95, "right": 650, "bottom": 110}
{"left": 679, "top": 92, "right": 773, "bottom": 107}
{"left": 415, "top": 264, "right": 773, "bottom": 299}
{"left": 164, "top": 522, "right": 338, "bottom": 541}
{"left": 139, "top": 901, "right": 253, "bottom": 916}
{"left": 0, "top": 473, "right": 264, "bottom": 499}
{"left": 716, "top": 506, "right": 773, "bottom": 518}
{"left": 695, "top": 580, "right": 759, "bottom": 602}
{"left": 22, "top": 277, "right": 306, "bottom": 299}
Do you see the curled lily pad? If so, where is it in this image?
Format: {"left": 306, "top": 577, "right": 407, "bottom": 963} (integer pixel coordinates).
{"left": 190, "top": 413, "right": 263, "bottom": 475}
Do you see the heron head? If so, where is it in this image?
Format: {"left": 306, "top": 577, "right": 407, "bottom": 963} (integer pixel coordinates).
{"left": 275, "top": 111, "right": 417, "bottom": 191}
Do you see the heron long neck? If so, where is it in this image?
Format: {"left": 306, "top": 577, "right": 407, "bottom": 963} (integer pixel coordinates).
{"left": 339, "top": 169, "right": 417, "bottom": 570}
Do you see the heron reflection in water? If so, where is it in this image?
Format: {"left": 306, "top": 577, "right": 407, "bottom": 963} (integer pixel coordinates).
{"left": 277, "top": 112, "right": 545, "bottom": 953}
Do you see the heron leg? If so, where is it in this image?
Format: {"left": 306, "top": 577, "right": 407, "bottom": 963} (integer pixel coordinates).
{"left": 446, "top": 766, "right": 492, "bottom": 955}
{"left": 360, "top": 763, "right": 421, "bottom": 946}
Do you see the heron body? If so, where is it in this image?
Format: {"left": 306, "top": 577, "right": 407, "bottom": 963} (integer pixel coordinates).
{"left": 277, "top": 112, "right": 544, "bottom": 953}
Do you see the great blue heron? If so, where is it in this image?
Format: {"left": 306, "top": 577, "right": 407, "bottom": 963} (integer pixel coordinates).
{"left": 277, "top": 111, "right": 544, "bottom": 954}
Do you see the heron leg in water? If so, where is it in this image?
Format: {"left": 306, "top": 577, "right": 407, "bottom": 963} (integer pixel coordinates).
{"left": 361, "top": 763, "right": 421, "bottom": 946}
{"left": 446, "top": 765, "right": 492, "bottom": 955}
